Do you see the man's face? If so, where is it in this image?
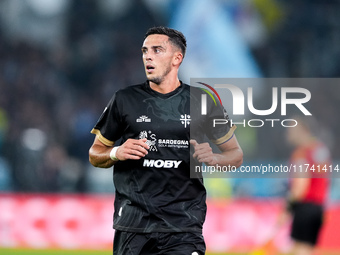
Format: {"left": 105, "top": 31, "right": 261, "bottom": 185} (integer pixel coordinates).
{"left": 142, "top": 34, "right": 177, "bottom": 85}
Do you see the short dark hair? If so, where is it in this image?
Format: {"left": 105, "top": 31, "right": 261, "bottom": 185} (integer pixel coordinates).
{"left": 144, "top": 26, "right": 187, "bottom": 57}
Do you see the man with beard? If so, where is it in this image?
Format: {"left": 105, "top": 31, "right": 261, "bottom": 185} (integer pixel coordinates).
{"left": 89, "top": 26, "right": 243, "bottom": 255}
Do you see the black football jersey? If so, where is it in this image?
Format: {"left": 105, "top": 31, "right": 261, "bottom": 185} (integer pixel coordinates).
{"left": 91, "top": 81, "right": 235, "bottom": 233}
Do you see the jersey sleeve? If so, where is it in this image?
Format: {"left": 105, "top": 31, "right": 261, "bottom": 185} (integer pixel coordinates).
{"left": 204, "top": 93, "right": 236, "bottom": 145}
{"left": 90, "top": 92, "right": 124, "bottom": 146}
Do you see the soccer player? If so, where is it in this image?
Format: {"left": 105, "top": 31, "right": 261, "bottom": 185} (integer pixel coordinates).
{"left": 286, "top": 116, "right": 330, "bottom": 255}
{"left": 89, "top": 26, "right": 243, "bottom": 255}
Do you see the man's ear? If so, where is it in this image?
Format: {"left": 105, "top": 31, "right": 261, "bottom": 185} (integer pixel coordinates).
{"left": 173, "top": 51, "right": 183, "bottom": 66}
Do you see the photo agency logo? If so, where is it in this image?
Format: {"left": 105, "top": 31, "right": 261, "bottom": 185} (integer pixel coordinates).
{"left": 195, "top": 79, "right": 312, "bottom": 128}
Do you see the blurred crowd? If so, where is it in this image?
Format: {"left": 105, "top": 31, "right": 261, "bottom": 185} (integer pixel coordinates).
{"left": 0, "top": 0, "right": 339, "bottom": 196}
{"left": 0, "top": 0, "right": 162, "bottom": 193}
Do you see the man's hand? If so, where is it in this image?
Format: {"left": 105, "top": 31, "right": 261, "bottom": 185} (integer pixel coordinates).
{"left": 190, "top": 136, "right": 243, "bottom": 169}
{"left": 190, "top": 139, "right": 216, "bottom": 166}
{"left": 116, "top": 138, "right": 150, "bottom": 161}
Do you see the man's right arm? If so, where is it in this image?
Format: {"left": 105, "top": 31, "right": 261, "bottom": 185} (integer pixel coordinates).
{"left": 89, "top": 136, "right": 149, "bottom": 168}
{"left": 89, "top": 136, "right": 116, "bottom": 168}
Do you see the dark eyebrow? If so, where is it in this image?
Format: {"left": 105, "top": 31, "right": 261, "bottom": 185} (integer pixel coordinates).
{"left": 141, "top": 45, "right": 165, "bottom": 51}
{"left": 152, "top": 45, "right": 165, "bottom": 50}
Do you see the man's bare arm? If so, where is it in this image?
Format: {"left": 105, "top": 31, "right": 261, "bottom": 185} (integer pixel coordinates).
{"left": 89, "top": 136, "right": 115, "bottom": 168}
{"left": 290, "top": 177, "right": 310, "bottom": 201}
{"left": 89, "top": 137, "right": 149, "bottom": 168}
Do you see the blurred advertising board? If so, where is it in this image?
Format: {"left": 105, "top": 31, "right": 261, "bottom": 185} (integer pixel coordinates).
{"left": 0, "top": 194, "right": 114, "bottom": 249}
{"left": 0, "top": 194, "right": 339, "bottom": 252}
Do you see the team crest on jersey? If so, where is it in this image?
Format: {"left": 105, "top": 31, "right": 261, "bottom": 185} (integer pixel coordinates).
{"left": 139, "top": 130, "right": 157, "bottom": 151}
{"left": 180, "top": 114, "right": 191, "bottom": 128}
{"left": 136, "top": 115, "right": 151, "bottom": 122}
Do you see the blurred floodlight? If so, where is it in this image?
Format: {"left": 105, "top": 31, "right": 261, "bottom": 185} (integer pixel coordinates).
{"left": 26, "top": 0, "right": 68, "bottom": 16}
{"left": 21, "top": 128, "right": 47, "bottom": 151}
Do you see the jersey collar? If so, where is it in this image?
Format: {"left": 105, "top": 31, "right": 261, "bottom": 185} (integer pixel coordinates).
{"left": 144, "top": 80, "right": 184, "bottom": 98}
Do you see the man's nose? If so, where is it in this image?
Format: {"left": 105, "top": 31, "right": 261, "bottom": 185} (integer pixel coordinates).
{"left": 145, "top": 54, "right": 152, "bottom": 61}
{"left": 144, "top": 51, "right": 153, "bottom": 61}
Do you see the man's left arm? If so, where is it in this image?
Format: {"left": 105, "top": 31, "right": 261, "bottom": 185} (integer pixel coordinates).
{"left": 190, "top": 135, "right": 243, "bottom": 168}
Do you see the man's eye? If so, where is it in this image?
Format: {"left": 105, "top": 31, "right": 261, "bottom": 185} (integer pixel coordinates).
{"left": 154, "top": 48, "right": 161, "bottom": 53}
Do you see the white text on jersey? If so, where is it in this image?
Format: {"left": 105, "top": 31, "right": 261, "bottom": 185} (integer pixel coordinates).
{"left": 143, "top": 159, "right": 182, "bottom": 168}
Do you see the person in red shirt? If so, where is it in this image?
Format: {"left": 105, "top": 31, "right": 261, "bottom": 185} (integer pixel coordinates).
{"left": 286, "top": 116, "right": 331, "bottom": 255}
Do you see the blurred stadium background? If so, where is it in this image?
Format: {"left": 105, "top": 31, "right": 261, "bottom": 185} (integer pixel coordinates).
{"left": 0, "top": 0, "right": 340, "bottom": 254}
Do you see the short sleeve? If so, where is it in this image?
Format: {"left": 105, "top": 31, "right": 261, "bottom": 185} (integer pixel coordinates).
{"left": 91, "top": 92, "right": 124, "bottom": 146}
{"left": 204, "top": 93, "right": 236, "bottom": 145}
